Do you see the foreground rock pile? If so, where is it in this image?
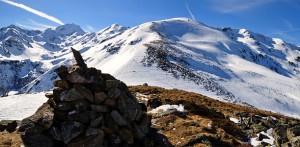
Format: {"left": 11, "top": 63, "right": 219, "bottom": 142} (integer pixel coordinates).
{"left": 18, "top": 48, "right": 168, "bottom": 146}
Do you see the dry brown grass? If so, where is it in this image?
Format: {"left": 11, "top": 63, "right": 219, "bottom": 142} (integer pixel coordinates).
{"left": 129, "top": 85, "right": 298, "bottom": 146}
{"left": 0, "top": 131, "right": 23, "bottom": 147}
{"left": 129, "top": 85, "right": 293, "bottom": 119}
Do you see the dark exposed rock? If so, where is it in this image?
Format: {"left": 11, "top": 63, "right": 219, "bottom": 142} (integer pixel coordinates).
{"left": 94, "top": 92, "right": 107, "bottom": 104}
{"left": 85, "top": 127, "right": 104, "bottom": 136}
{"left": 6, "top": 120, "right": 18, "bottom": 133}
{"left": 111, "top": 110, "right": 128, "bottom": 126}
{"left": 257, "top": 133, "right": 270, "bottom": 141}
{"left": 53, "top": 102, "right": 72, "bottom": 111}
{"left": 68, "top": 111, "right": 90, "bottom": 125}
{"left": 71, "top": 47, "right": 87, "bottom": 69}
{"left": 51, "top": 121, "right": 85, "bottom": 144}
{"left": 67, "top": 134, "right": 104, "bottom": 147}
{"left": 273, "top": 126, "right": 288, "bottom": 146}
{"left": 45, "top": 92, "right": 54, "bottom": 98}
{"left": 69, "top": 99, "right": 90, "bottom": 112}
{"left": 0, "top": 124, "right": 6, "bottom": 132}
{"left": 106, "top": 80, "right": 120, "bottom": 89}
{"left": 61, "top": 88, "right": 85, "bottom": 101}
{"left": 119, "top": 127, "right": 134, "bottom": 144}
{"left": 147, "top": 98, "right": 162, "bottom": 108}
{"left": 90, "top": 115, "right": 103, "bottom": 127}
{"left": 73, "top": 84, "right": 94, "bottom": 102}
{"left": 54, "top": 66, "right": 68, "bottom": 79}
{"left": 21, "top": 132, "right": 63, "bottom": 147}
{"left": 90, "top": 104, "right": 111, "bottom": 112}
{"left": 18, "top": 102, "right": 54, "bottom": 133}
{"left": 53, "top": 80, "right": 70, "bottom": 89}
{"left": 287, "top": 125, "right": 300, "bottom": 140}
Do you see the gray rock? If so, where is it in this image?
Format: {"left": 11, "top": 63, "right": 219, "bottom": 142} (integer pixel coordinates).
{"left": 111, "top": 110, "right": 128, "bottom": 126}
{"left": 18, "top": 102, "right": 54, "bottom": 133}
{"left": 132, "top": 123, "right": 145, "bottom": 139}
{"left": 53, "top": 87, "right": 65, "bottom": 101}
{"left": 70, "top": 99, "right": 90, "bottom": 112}
{"left": 61, "top": 88, "right": 85, "bottom": 101}
{"left": 90, "top": 105, "right": 111, "bottom": 113}
{"left": 0, "top": 124, "right": 6, "bottom": 132}
{"left": 106, "top": 80, "right": 120, "bottom": 89}
{"left": 137, "top": 114, "right": 152, "bottom": 134}
{"left": 54, "top": 102, "right": 72, "bottom": 111}
{"left": 73, "top": 84, "right": 94, "bottom": 102}
{"left": 67, "top": 134, "right": 104, "bottom": 147}
{"left": 50, "top": 121, "right": 86, "bottom": 144}
{"left": 45, "top": 92, "right": 54, "bottom": 98}
{"left": 289, "top": 136, "right": 300, "bottom": 147}
{"left": 103, "top": 113, "right": 119, "bottom": 133}
{"left": 21, "top": 132, "right": 63, "bottom": 147}
{"left": 90, "top": 115, "right": 103, "bottom": 127}
{"left": 53, "top": 80, "right": 70, "bottom": 89}
{"left": 107, "top": 88, "right": 121, "bottom": 99}
{"left": 66, "top": 71, "right": 97, "bottom": 84}
{"left": 287, "top": 125, "right": 300, "bottom": 140}
{"left": 54, "top": 65, "right": 68, "bottom": 79}
{"left": 117, "top": 95, "right": 127, "bottom": 110}
{"left": 71, "top": 48, "right": 87, "bottom": 69}
{"left": 6, "top": 120, "right": 18, "bottom": 133}
{"left": 119, "top": 127, "right": 134, "bottom": 144}
{"left": 104, "top": 98, "right": 117, "bottom": 108}
{"left": 68, "top": 111, "right": 90, "bottom": 125}
{"left": 94, "top": 92, "right": 107, "bottom": 104}
{"left": 85, "top": 127, "right": 104, "bottom": 136}
{"left": 273, "top": 126, "right": 288, "bottom": 146}
{"left": 107, "top": 134, "right": 122, "bottom": 144}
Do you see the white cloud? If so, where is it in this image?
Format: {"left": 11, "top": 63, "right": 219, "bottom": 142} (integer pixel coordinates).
{"left": 15, "top": 19, "right": 55, "bottom": 30}
{"left": 209, "top": 0, "right": 273, "bottom": 13}
{"left": 185, "top": 0, "right": 196, "bottom": 20}
{"left": 84, "top": 25, "right": 95, "bottom": 32}
{"left": 15, "top": 23, "right": 44, "bottom": 30}
{"left": 1, "top": 0, "right": 64, "bottom": 25}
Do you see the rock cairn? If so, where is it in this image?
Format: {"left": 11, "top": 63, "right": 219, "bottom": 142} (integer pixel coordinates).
{"left": 18, "top": 48, "right": 160, "bottom": 147}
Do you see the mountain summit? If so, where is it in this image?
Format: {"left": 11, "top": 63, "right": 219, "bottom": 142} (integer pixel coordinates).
{"left": 0, "top": 18, "right": 300, "bottom": 118}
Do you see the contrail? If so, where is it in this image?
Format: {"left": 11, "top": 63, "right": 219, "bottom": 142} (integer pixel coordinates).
{"left": 1, "top": 0, "right": 64, "bottom": 25}
{"left": 273, "top": 29, "right": 300, "bottom": 35}
{"left": 185, "top": 0, "right": 195, "bottom": 20}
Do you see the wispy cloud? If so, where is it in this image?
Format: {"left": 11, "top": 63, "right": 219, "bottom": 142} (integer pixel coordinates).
{"left": 16, "top": 19, "right": 55, "bottom": 30}
{"left": 209, "top": 0, "right": 273, "bottom": 13}
{"left": 84, "top": 25, "right": 95, "bottom": 32}
{"left": 185, "top": 0, "right": 195, "bottom": 20}
{"left": 271, "top": 21, "right": 300, "bottom": 42}
{"left": 1, "top": 0, "right": 64, "bottom": 25}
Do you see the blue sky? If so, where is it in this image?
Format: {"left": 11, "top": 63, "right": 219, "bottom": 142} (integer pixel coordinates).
{"left": 1, "top": 0, "right": 300, "bottom": 45}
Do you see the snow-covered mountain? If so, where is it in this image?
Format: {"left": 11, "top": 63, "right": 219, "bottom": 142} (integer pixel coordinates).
{"left": 1, "top": 18, "right": 300, "bottom": 118}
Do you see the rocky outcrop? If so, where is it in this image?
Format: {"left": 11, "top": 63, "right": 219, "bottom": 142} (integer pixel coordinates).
{"left": 18, "top": 48, "right": 171, "bottom": 147}
{"left": 236, "top": 112, "right": 300, "bottom": 146}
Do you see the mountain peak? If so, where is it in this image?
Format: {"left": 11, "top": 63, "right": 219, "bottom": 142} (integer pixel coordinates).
{"left": 55, "top": 23, "right": 85, "bottom": 36}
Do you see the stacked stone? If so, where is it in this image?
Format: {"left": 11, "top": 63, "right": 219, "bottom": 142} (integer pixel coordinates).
{"left": 18, "top": 48, "right": 153, "bottom": 147}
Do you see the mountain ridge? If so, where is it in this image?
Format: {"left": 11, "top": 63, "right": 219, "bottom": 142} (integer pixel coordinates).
{"left": 0, "top": 17, "right": 300, "bottom": 118}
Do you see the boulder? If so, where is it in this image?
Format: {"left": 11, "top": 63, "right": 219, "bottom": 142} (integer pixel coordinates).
{"left": 6, "top": 120, "right": 18, "bottom": 133}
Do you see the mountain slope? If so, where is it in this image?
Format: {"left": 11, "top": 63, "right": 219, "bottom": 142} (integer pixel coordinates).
{"left": 0, "top": 18, "right": 300, "bottom": 118}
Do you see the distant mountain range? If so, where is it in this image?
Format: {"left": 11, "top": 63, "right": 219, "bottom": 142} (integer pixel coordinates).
{"left": 1, "top": 18, "right": 300, "bottom": 118}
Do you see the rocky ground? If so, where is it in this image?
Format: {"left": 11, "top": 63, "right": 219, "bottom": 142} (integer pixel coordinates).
{"left": 1, "top": 85, "right": 300, "bottom": 146}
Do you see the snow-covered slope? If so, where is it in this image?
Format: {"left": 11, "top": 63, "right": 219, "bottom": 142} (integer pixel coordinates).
{"left": 1, "top": 18, "right": 300, "bottom": 118}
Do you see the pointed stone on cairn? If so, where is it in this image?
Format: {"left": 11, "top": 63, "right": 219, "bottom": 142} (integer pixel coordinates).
{"left": 18, "top": 48, "right": 168, "bottom": 147}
